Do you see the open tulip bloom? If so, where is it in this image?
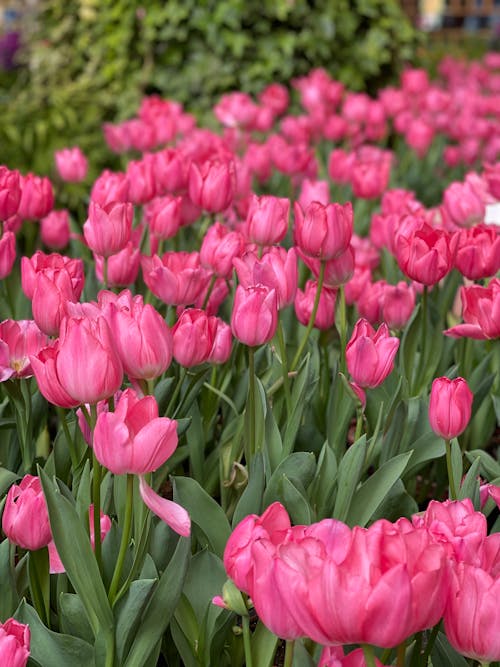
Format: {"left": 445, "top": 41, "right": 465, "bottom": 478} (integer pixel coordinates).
{"left": 1, "top": 54, "right": 500, "bottom": 667}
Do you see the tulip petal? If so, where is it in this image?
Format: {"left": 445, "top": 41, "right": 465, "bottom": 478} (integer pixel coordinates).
{"left": 139, "top": 476, "right": 190, "bottom": 537}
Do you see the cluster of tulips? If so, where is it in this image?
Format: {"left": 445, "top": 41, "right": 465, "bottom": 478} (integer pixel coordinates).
{"left": 0, "top": 52, "right": 499, "bottom": 667}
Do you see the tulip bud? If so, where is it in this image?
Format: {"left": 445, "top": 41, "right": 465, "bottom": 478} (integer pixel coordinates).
{"left": 244, "top": 194, "right": 290, "bottom": 246}
{"left": 188, "top": 159, "right": 236, "bottom": 213}
{"left": 429, "top": 377, "right": 473, "bottom": 440}
{"left": 84, "top": 201, "right": 133, "bottom": 258}
{"left": 294, "top": 200, "right": 353, "bottom": 261}
{"left": 18, "top": 174, "right": 54, "bottom": 220}
{"left": 231, "top": 284, "right": 278, "bottom": 347}
{"left": 40, "top": 209, "right": 71, "bottom": 249}
{"left": 2, "top": 475, "right": 52, "bottom": 551}
{"left": 54, "top": 147, "right": 88, "bottom": 182}
{"left": 346, "top": 318, "right": 400, "bottom": 388}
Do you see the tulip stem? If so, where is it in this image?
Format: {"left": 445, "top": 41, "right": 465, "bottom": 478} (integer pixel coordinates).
{"left": 420, "top": 622, "right": 441, "bottom": 665}
{"left": 445, "top": 439, "right": 458, "bottom": 500}
{"left": 202, "top": 273, "right": 217, "bottom": 310}
{"left": 90, "top": 404, "right": 103, "bottom": 573}
{"left": 284, "top": 640, "right": 295, "bottom": 667}
{"left": 276, "top": 319, "right": 292, "bottom": 415}
{"left": 247, "top": 346, "right": 256, "bottom": 458}
{"left": 108, "top": 474, "right": 134, "bottom": 605}
{"left": 102, "top": 256, "right": 108, "bottom": 290}
{"left": 362, "top": 644, "right": 377, "bottom": 667}
{"left": 337, "top": 284, "right": 347, "bottom": 374}
{"left": 396, "top": 641, "right": 406, "bottom": 667}
{"left": 56, "top": 406, "right": 79, "bottom": 471}
{"left": 291, "top": 260, "right": 326, "bottom": 371}
{"left": 241, "top": 614, "right": 253, "bottom": 667}
{"left": 166, "top": 367, "right": 187, "bottom": 416}
{"left": 354, "top": 405, "right": 364, "bottom": 442}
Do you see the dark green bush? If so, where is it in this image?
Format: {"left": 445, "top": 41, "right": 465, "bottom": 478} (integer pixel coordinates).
{"left": 0, "top": 0, "right": 421, "bottom": 174}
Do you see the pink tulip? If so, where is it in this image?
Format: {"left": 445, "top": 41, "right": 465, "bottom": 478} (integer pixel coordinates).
{"left": 445, "top": 563, "right": 500, "bottom": 662}
{"left": 259, "top": 82, "right": 289, "bottom": 115}
{"left": 0, "top": 320, "right": 49, "bottom": 381}
{"left": 294, "top": 201, "right": 353, "bottom": 261}
{"left": 396, "top": 222, "right": 452, "bottom": 286}
{"left": 90, "top": 170, "right": 130, "bottom": 207}
{"left": 295, "top": 280, "right": 337, "bottom": 330}
{"left": 172, "top": 309, "right": 214, "bottom": 367}
{"left": 84, "top": 201, "right": 133, "bottom": 258}
{"left": 40, "top": 209, "right": 71, "bottom": 249}
{"left": 31, "top": 316, "right": 123, "bottom": 406}
{"left": 126, "top": 158, "right": 156, "bottom": 205}
{"left": 95, "top": 242, "right": 141, "bottom": 287}
{"left": 429, "top": 377, "right": 473, "bottom": 440}
{"left": 31, "top": 268, "right": 84, "bottom": 337}
{"left": 381, "top": 281, "right": 415, "bottom": 330}
{"left": 2, "top": 475, "right": 52, "bottom": 551}
{"left": 444, "top": 279, "right": 500, "bottom": 340}
{"left": 244, "top": 194, "right": 290, "bottom": 246}
{"left": 0, "top": 231, "right": 16, "bottom": 280}
{"left": 145, "top": 195, "right": 182, "bottom": 241}
{"left": 200, "top": 222, "right": 245, "bottom": 279}
{"left": 298, "top": 246, "right": 355, "bottom": 289}
{"left": 442, "top": 180, "right": 485, "bottom": 228}
{"left": 231, "top": 284, "right": 278, "bottom": 347}
{"left": 0, "top": 618, "right": 30, "bottom": 667}
{"left": 105, "top": 290, "right": 172, "bottom": 381}
{"left": 151, "top": 148, "right": 188, "bottom": 195}
{"left": 207, "top": 317, "right": 232, "bottom": 364}
{"left": 234, "top": 247, "right": 298, "bottom": 309}
{"left": 346, "top": 318, "right": 399, "bottom": 388}
{"left": 21, "top": 251, "right": 84, "bottom": 300}
{"left": 17, "top": 174, "right": 54, "bottom": 220}
{"left": 92, "top": 388, "right": 190, "bottom": 536}
{"left": 188, "top": 159, "right": 235, "bottom": 212}
{"left": 54, "top": 147, "right": 88, "bottom": 182}
{"left": 298, "top": 178, "right": 330, "bottom": 210}
{"left": 142, "top": 252, "right": 211, "bottom": 307}
{"left": 451, "top": 225, "right": 500, "bottom": 280}
{"left": 351, "top": 155, "right": 391, "bottom": 199}
{"left": 214, "top": 92, "right": 259, "bottom": 129}
{"left": 0, "top": 167, "right": 21, "bottom": 221}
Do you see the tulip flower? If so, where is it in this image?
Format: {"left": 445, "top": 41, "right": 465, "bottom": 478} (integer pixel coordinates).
{"left": 200, "top": 222, "right": 245, "bottom": 279}
{"left": 188, "top": 158, "right": 235, "bottom": 212}
{"left": 40, "top": 209, "right": 71, "bottom": 250}
{"left": 0, "top": 319, "right": 49, "bottom": 381}
{"left": 21, "top": 251, "right": 84, "bottom": 300}
{"left": 83, "top": 201, "right": 133, "bottom": 258}
{"left": 295, "top": 280, "right": 336, "bottom": 330}
{"left": 2, "top": 475, "right": 52, "bottom": 551}
{"left": 396, "top": 222, "right": 452, "bottom": 286}
{"left": 244, "top": 194, "right": 290, "bottom": 246}
{"left": 0, "top": 231, "right": 16, "bottom": 280}
{"left": 0, "top": 618, "right": 30, "bottom": 667}
{"left": 95, "top": 242, "right": 141, "bottom": 287}
{"left": 294, "top": 200, "right": 353, "bottom": 261}
{"left": 346, "top": 318, "right": 399, "bottom": 388}
{"left": 234, "top": 247, "right": 298, "bottom": 309}
{"left": 381, "top": 281, "right": 416, "bottom": 330}
{"left": 429, "top": 377, "right": 473, "bottom": 440}
{"left": 207, "top": 318, "right": 232, "bottom": 364}
{"left": 17, "top": 174, "right": 54, "bottom": 220}
{"left": 142, "top": 251, "right": 211, "bottom": 307}
{"left": 0, "top": 166, "right": 21, "bottom": 221}
{"left": 444, "top": 279, "right": 500, "bottom": 340}
{"left": 126, "top": 158, "right": 156, "bottom": 205}
{"left": 92, "top": 388, "right": 190, "bottom": 536}
{"left": 145, "top": 195, "right": 182, "bottom": 241}
{"left": 31, "top": 267, "right": 83, "bottom": 337}
{"left": 442, "top": 180, "right": 485, "bottom": 228}
{"left": 90, "top": 170, "right": 130, "bottom": 207}
{"left": 231, "top": 284, "right": 278, "bottom": 347}
{"left": 451, "top": 225, "right": 500, "bottom": 280}
{"left": 54, "top": 147, "right": 88, "bottom": 182}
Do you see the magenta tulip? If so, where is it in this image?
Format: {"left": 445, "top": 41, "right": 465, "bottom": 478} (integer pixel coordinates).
{"left": 0, "top": 618, "right": 30, "bottom": 667}
{"left": 2, "top": 475, "right": 52, "bottom": 551}
{"left": 346, "top": 318, "right": 400, "bottom": 388}
{"left": 429, "top": 377, "right": 473, "bottom": 440}
{"left": 231, "top": 284, "right": 278, "bottom": 347}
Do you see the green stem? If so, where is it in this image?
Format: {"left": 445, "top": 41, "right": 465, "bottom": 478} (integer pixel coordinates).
{"left": 56, "top": 406, "right": 79, "bottom": 471}
{"left": 337, "top": 284, "right": 347, "bottom": 374}
{"left": 396, "top": 641, "right": 406, "bottom": 667}
{"left": 102, "top": 256, "right": 108, "bottom": 290}
{"left": 241, "top": 615, "right": 253, "bottom": 667}
{"left": 354, "top": 405, "right": 364, "bottom": 441}
{"left": 108, "top": 474, "right": 134, "bottom": 605}
{"left": 362, "top": 644, "right": 377, "bottom": 667}
{"left": 410, "top": 632, "right": 423, "bottom": 667}
{"left": 291, "top": 260, "right": 326, "bottom": 371}
{"left": 166, "top": 367, "right": 187, "bottom": 415}
{"left": 247, "top": 347, "right": 256, "bottom": 459}
{"left": 90, "top": 404, "right": 102, "bottom": 573}
{"left": 202, "top": 273, "right": 217, "bottom": 310}
{"left": 420, "top": 622, "right": 441, "bottom": 665}
{"left": 445, "top": 438, "right": 458, "bottom": 500}
{"left": 284, "top": 640, "right": 295, "bottom": 667}
{"left": 276, "top": 319, "right": 292, "bottom": 415}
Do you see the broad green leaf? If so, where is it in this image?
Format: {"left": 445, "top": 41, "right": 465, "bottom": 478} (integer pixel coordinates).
{"left": 232, "top": 452, "right": 265, "bottom": 527}
{"left": 39, "top": 468, "right": 113, "bottom": 638}
{"left": 308, "top": 442, "right": 338, "bottom": 520}
{"left": 251, "top": 620, "right": 278, "bottom": 667}
{"left": 346, "top": 451, "right": 413, "bottom": 527}
{"left": 457, "top": 457, "right": 480, "bottom": 507}
{"left": 333, "top": 435, "right": 366, "bottom": 522}
{"left": 14, "top": 600, "right": 94, "bottom": 667}
{"left": 124, "top": 535, "right": 191, "bottom": 667}
{"left": 264, "top": 401, "right": 283, "bottom": 471}
{"left": 263, "top": 452, "right": 316, "bottom": 508}
{"left": 172, "top": 476, "right": 231, "bottom": 558}
{"left": 114, "top": 579, "right": 156, "bottom": 664}
{"left": 0, "top": 539, "right": 18, "bottom": 619}
{"left": 28, "top": 548, "right": 50, "bottom": 628}
{"left": 404, "top": 431, "right": 445, "bottom": 478}
{"left": 279, "top": 475, "right": 312, "bottom": 524}
{"left": 0, "top": 468, "right": 18, "bottom": 496}
{"left": 283, "top": 356, "right": 311, "bottom": 457}
{"left": 431, "top": 632, "right": 469, "bottom": 667}
{"left": 466, "top": 449, "right": 500, "bottom": 479}
{"left": 326, "top": 367, "right": 355, "bottom": 457}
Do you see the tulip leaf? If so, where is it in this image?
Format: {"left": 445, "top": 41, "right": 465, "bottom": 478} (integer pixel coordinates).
{"left": 14, "top": 599, "right": 94, "bottom": 667}
{"left": 465, "top": 449, "right": 500, "bottom": 479}
{"left": 457, "top": 457, "right": 480, "bottom": 507}
{"left": 123, "top": 535, "right": 190, "bottom": 667}
{"left": 264, "top": 401, "right": 283, "bottom": 471}
{"left": 450, "top": 438, "right": 463, "bottom": 496}
{"left": 0, "top": 467, "right": 18, "bottom": 496}
{"left": 185, "top": 401, "right": 206, "bottom": 484}
{"left": 346, "top": 450, "right": 413, "bottom": 527}
{"left": 308, "top": 442, "right": 338, "bottom": 520}
{"left": 263, "top": 452, "right": 316, "bottom": 508}
{"left": 282, "top": 355, "right": 312, "bottom": 458}
{"left": 38, "top": 468, "right": 113, "bottom": 638}
{"left": 0, "top": 538, "right": 18, "bottom": 619}
{"left": 326, "top": 366, "right": 355, "bottom": 457}
{"left": 59, "top": 593, "right": 94, "bottom": 645}
{"left": 170, "top": 612, "right": 200, "bottom": 667}
{"left": 431, "top": 631, "right": 469, "bottom": 667}
{"left": 279, "top": 474, "right": 312, "bottom": 524}
{"left": 28, "top": 547, "right": 50, "bottom": 628}
{"left": 114, "top": 578, "right": 156, "bottom": 664}
{"left": 251, "top": 620, "right": 279, "bottom": 667}
{"left": 333, "top": 435, "right": 366, "bottom": 522}
{"left": 404, "top": 431, "right": 445, "bottom": 478}
{"left": 172, "top": 476, "right": 231, "bottom": 558}
{"left": 232, "top": 451, "right": 265, "bottom": 527}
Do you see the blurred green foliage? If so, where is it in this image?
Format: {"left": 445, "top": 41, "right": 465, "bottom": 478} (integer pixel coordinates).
{"left": 0, "top": 0, "right": 420, "bottom": 174}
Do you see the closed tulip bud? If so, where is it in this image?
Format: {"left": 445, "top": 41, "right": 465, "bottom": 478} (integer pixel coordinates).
{"left": 244, "top": 194, "right": 290, "bottom": 246}
{"left": 0, "top": 231, "right": 16, "bottom": 279}
{"left": 442, "top": 181, "right": 485, "bottom": 228}
{"left": 295, "top": 280, "right": 336, "bottom": 330}
{"left": 234, "top": 247, "right": 298, "bottom": 309}
{"left": 231, "top": 284, "right": 278, "bottom": 347}
{"left": 84, "top": 201, "right": 133, "bottom": 258}
{"left": 294, "top": 200, "right": 353, "bottom": 261}
{"left": 90, "top": 170, "right": 130, "bottom": 207}
{"left": 31, "top": 268, "right": 83, "bottom": 337}
{"left": 429, "top": 377, "right": 473, "bottom": 440}
{"left": 298, "top": 178, "right": 330, "bottom": 210}
{"left": 381, "top": 281, "right": 415, "bottom": 330}
{"left": 188, "top": 159, "right": 236, "bottom": 213}
{"left": 207, "top": 317, "right": 232, "bottom": 364}
{"left": 396, "top": 222, "right": 452, "bottom": 286}
{"left": 172, "top": 308, "right": 214, "bottom": 367}
{"left": 126, "top": 158, "right": 156, "bottom": 205}
{"left": 200, "top": 222, "right": 245, "bottom": 279}
{"left": 451, "top": 225, "right": 500, "bottom": 280}
{"left": 145, "top": 195, "right": 182, "bottom": 241}
{"left": 351, "top": 156, "right": 391, "bottom": 199}
{"left": 40, "top": 209, "right": 71, "bottom": 249}
{"left": 54, "top": 147, "right": 88, "bottom": 182}
{"left": 2, "top": 475, "right": 52, "bottom": 551}
{"left": 0, "top": 618, "right": 30, "bottom": 667}
{"left": 18, "top": 174, "right": 54, "bottom": 220}
{"left": 346, "top": 318, "right": 399, "bottom": 388}
{"left": 0, "top": 167, "right": 21, "bottom": 221}
{"left": 152, "top": 148, "right": 188, "bottom": 195}
{"left": 105, "top": 290, "right": 172, "bottom": 380}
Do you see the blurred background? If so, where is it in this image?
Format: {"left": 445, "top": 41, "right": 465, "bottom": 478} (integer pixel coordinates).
{"left": 0, "top": 0, "right": 497, "bottom": 176}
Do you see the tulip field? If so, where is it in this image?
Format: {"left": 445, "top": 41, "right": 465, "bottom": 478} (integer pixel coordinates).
{"left": 1, "top": 54, "right": 500, "bottom": 667}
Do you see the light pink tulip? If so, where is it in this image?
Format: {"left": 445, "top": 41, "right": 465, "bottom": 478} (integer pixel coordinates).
{"left": 2, "top": 475, "right": 52, "bottom": 551}
{"left": 346, "top": 318, "right": 400, "bottom": 388}
{"left": 0, "top": 618, "right": 30, "bottom": 667}
{"left": 231, "top": 284, "right": 278, "bottom": 347}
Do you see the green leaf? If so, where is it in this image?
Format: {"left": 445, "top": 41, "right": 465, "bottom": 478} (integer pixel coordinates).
{"left": 279, "top": 475, "right": 312, "bottom": 524}
{"left": 38, "top": 468, "right": 113, "bottom": 638}
{"left": 431, "top": 631, "right": 469, "bottom": 667}
{"left": 59, "top": 594, "right": 94, "bottom": 645}
{"left": 308, "top": 442, "right": 338, "bottom": 520}
{"left": 124, "top": 535, "right": 191, "bottom": 667}
{"left": 0, "top": 468, "right": 18, "bottom": 496}
{"left": 172, "top": 476, "right": 231, "bottom": 558}
{"left": 326, "top": 368, "right": 355, "bottom": 457}
{"left": 114, "top": 579, "right": 156, "bottom": 664}
{"left": 28, "top": 547, "right": 50, "bottom": 628}
{"left": 465, "top": 449, "right": 500, "bottom": 479}
{"left": 232, "top": 451, "right": 265, "bottom": 527}
{"left": 282, "top": 355, "right": 311, "bottom": 457}
{"left": 14, "top": 600, "right": 94, "bottom": 667}
{"left": 251, "top": 620, "right": 278, "bottom": 667}
{"left": 450, "top": 439, "right": 463, "bottom": 497}
{"left": 333, "top": 435, "right": 366, "bottom": 522}
{"left": 458, "top": 457, "right": 480, "bottom": 507}
{"left": 0, "top": 539, "right": 18, "bottom": 619}
{"left": 264, "top": 401, "right": 283, "bottom": 471}
{"left": 263, "top": 452, "right": 316, "bottom": 508}
{"left": 346, "top": 451, "right": 413, "bottom": 527}
{"left": 404, "top": 431, "right": 445, "bottom": 478}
